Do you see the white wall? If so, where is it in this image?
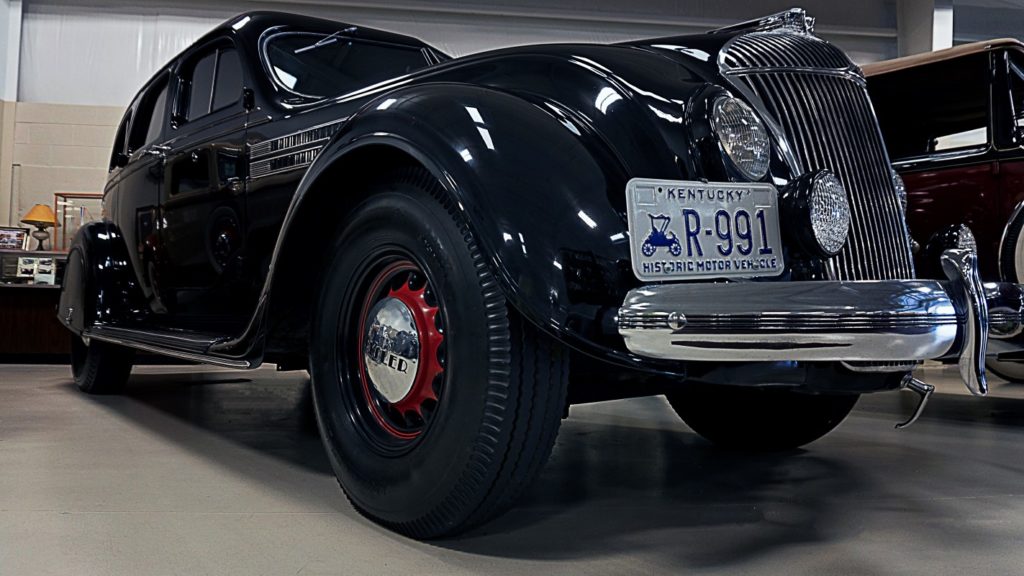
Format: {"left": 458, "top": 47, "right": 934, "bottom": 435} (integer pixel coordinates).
{"left": 18, "top": 0, "right": 901, "bottom": 108}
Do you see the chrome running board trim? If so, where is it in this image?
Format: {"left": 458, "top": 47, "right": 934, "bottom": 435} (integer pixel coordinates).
{"left": 84, "top": 329, "right": 252, "bottom": 369}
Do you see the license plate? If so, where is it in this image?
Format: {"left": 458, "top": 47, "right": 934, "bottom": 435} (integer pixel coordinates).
{"left": 625, "top": 178, "right": 785, "bottom": 281}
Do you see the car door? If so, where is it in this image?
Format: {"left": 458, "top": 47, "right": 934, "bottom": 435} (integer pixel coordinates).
{"left": 872, "top": 52, "right": 1000, "bottom": 279}
{"left": 158, "top": 41, "right": 250, "bottom": 323}
{"left": 115, "top": 71, "right": 172, "bottom": 314}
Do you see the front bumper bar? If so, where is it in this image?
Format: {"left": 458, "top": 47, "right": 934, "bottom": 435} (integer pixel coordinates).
{"left": 617, "top": 249, "right": 1023, "bottom": 396}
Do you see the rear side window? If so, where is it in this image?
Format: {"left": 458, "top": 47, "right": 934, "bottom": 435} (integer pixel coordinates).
{"left": 213, "top": 48, "right": 243, "bottom": 110}
{"left": 109, "top": 112, "right": 130, "bottom": 170}
{"left": 127, "top": 74, "right": 169, "bottom": 152}
{"left": 869, "top": 53, "right": 990, "bottom": 161}
{"left": 264, "top": 32, "right": 428, "bottom": 98}
{"left": 187, "top": 52, "right": 216, "bottom": 121}
{"left": 184, "top": 45, "right": 244, "bottom": 121}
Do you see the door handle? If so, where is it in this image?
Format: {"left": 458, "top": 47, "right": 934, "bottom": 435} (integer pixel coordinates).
{"left": 224, "top": 177, "right": 244, "bottom": 194}
{"left": 144, "top": 144, "right": 171, "bottom": 157}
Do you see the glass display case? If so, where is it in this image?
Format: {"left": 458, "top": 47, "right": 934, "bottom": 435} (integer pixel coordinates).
{"left": 54, "top": 192, "right": 103, "bottom": 252}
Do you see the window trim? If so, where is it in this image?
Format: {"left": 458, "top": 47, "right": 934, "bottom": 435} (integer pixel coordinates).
{"left": 109, "top": 110, "right": 132, "bottom": 171}
{"left": 174, "top": 38, "right": 246, "bottom": 127}
{"left": 126, "top": 71, "right": 171, "bottom": 155}
{"left": 882, "top": 52, "right": 995, "bottom": 166}
{"left": 258, "top": 29, "right": 429, "bottom": 100}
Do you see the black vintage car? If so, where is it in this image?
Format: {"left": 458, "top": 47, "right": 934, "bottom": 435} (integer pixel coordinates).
{"left": 58, "top": 9, "right": 1024, "bottom": 538}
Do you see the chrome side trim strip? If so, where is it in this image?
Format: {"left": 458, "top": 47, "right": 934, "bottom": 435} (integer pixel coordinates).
{"left": 250, "top": 119, "right": 345, "bottom": 159}
{"left": 84, "top": 330, "right": 252, "bottom": 369}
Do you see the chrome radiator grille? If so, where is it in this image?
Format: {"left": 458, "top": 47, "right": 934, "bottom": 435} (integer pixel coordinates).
{"left": 721, "top": 31, "right": 914, "bottom": 281}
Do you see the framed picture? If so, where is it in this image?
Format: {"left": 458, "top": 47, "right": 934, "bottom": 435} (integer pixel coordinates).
{"left": 0, "top": 226, "right": 29, "bottom": 251}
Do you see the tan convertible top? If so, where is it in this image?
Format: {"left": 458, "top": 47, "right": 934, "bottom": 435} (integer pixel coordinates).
{"left": 862, "top": 38, "right": 1024, "bottom": 76}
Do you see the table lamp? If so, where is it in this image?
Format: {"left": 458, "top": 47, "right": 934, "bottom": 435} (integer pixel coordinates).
{"left": 21, "top": 204, "right": 57, "bottom": 251}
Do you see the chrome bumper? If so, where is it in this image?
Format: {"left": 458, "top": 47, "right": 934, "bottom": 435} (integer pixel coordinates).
{"left": 617, "top": 249, "right": 1024, "bottom": 396}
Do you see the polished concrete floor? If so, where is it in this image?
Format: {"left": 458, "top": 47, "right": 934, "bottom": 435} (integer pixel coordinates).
{"left": 2, "top": 363, "right": 1024, "bottom": 575}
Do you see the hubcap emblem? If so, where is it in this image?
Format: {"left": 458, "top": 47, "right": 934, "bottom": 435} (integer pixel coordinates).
{"left": 363, "top": 297, "right": 420, "bottom": 403}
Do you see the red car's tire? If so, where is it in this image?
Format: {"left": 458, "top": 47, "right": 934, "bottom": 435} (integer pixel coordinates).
{"left": 999, "top": 204, "right": 1024, "bottom": 284}
{"left": 985, "top": 358, "right": 1024, "bottom": 383}
{"left": 309, "top": 168, "right": 569, "bottom": 539}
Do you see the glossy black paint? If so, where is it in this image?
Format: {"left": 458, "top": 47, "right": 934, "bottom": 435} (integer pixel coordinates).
{"left": 60, "top": 11, "right": 820, "bottom": 375}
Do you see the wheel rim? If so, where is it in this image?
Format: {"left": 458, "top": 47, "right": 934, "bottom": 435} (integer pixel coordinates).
{"left": 1015, "top": 231, "right": 1024, "bottom": 284}
{"left": 349, "top": 258, "right": 446, "bottom": 445}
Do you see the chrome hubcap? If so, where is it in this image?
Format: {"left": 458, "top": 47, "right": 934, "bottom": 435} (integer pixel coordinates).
{"left": 362, "top": 297, "right": 420, "bottom": 403}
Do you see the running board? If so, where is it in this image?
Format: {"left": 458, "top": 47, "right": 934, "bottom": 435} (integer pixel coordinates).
{"left": 85, "top": 325, "right": 252, "bottom": 369}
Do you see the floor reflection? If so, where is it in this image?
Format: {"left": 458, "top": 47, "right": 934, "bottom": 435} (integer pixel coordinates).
{"left": 87, "top": 365, "right": 1024, "bottom": 569}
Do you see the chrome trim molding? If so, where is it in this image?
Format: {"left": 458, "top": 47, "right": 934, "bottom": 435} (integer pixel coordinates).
{"left": 718, "top": 25, "right": 914, "bottom": 282}
{"left": 84, "top": 330, "right": 252, "bottom": 369}
{"left": 618, "top": 280, "right": 959, "bottom": 363}
{"left": 618, "top": 248, "right": 1024, "bottom": 396}
{"left": 249, "top": 119, "right": 345, "bottom": 180}
{"left": 941, "top": 248, "right": 988, "bottom": 395}
{"left": 250, "top": 119, "right": 344, "bottom": 159}
{"left": 984, "top": 281, "right": 1024, "bottom": 339}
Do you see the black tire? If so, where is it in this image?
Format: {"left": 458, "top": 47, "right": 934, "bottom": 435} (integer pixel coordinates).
{"left": 666, "top": 384, "right": 858, "bottom": 451}
{"left": 309, "top": 169, "right": 569, "bottom": 539}
{"left": 70, "top": 334, "right": 134, "bottom": 394}
{"left": 985, "top": 358, "right": 1024, "bottom": 383}
{"left": 999, "top": 206, "right": 1024, "bottom": 284}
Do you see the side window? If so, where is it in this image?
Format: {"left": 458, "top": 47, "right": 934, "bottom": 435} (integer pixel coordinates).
{"left": 183, "top": 45, "right": 244, "bottom": 122}
{"left": 870, "top": 53, "right": 990, "bottom": 161}
{"left": 109, "top": 112, "right": 131, "bottom": 170}
{"left": 187, "top": 52, "right": 216, "bottom": 122}
{"left": 1007, "top": 54, "right": 1024, "bottom": 137}
{"left": 127, "top": 74, "right": 169, "bottom": 153}
{"left": 213, "top": 48, "right": 243, "bottom": 110}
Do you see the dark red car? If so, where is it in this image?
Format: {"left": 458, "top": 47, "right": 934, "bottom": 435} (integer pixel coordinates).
{"left": 866, "top": 39, "right": 1024, "bottom": 382}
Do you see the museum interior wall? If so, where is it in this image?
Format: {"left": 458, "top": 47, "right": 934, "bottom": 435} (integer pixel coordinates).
{"left": 0, "top": 0, "right": 909, "bottom": 227}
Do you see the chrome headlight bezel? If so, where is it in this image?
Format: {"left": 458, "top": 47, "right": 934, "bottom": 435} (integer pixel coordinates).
{"left": 710, "top": 96, "right": 771, "bottom": 181}
{"left": 781, "top": 169, "right": 851, "bottom": 258}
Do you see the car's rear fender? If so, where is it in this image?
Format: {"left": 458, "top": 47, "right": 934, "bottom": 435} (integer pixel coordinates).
{"left": 58, "top": 221, "right": 146, "bottom": 334}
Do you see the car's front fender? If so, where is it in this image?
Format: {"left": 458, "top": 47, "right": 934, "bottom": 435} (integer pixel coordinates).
{"left": 292, "top": 83, "right": 671, "bottom": 364}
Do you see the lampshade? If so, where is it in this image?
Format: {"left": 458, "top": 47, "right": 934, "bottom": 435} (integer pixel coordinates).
{"left": 21, "top": 204, "right": 57, "bottom": 227}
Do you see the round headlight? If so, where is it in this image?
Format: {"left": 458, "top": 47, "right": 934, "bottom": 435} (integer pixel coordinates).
{"left": 891, "top": 168, "right": 907, "bottom": 212}
{"left": 809, "top": 171, "right": 851, "bottom": 256}
{"left": 782, "top": 170, "right": 851, "bottom": 258}
{"left": 711, "top": 97, "right": 770, "bottom": 180}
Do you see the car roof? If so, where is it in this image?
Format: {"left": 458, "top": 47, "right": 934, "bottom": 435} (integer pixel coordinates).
{"left": 862, "top": 38, "right": 1024, "bottom": 77}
